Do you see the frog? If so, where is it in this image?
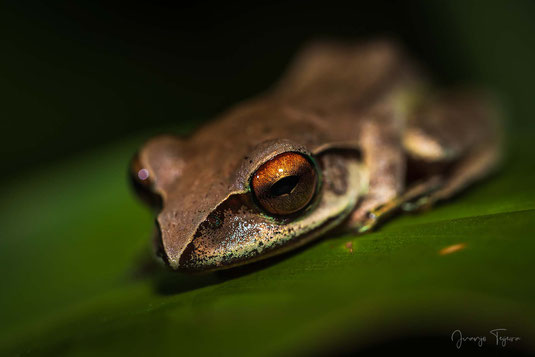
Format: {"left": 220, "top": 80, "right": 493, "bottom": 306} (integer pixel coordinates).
{"left": 130, "top": 39, "right": 501, "bottom": 272}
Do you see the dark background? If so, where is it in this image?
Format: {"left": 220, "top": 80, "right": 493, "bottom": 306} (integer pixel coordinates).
{"left": 1, "top": 2, "right": 535, "bottom": 354}
{"left": 2, "top": 0, "right": 534, "bottom": 177}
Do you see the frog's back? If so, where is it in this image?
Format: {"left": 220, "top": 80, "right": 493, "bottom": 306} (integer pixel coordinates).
{"left": 189, "top": 39, "right": 422, "bottom": 168}
{"left": 272, "top": 39, "right": 423, "bottom": 113}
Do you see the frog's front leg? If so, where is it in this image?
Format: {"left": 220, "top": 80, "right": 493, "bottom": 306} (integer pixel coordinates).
{"left": 345, "top": 105, "right": 407, "bottom": 232}
{"left": 344, "top": 90, "right": 501, "bottom": 232}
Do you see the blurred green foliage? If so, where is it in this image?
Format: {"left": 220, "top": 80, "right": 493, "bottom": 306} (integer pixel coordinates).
{"left": 1, "top": 0, "right": 535, "bottom": 355}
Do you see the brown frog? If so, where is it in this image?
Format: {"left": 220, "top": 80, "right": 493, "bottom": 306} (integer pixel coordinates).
{"left": 130, "top": 40, "right": 501, "bottom": 272}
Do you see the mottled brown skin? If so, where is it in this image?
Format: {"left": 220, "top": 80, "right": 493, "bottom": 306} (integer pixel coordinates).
{"left": 132, "top": 39, "right": 501, "bottom": 272}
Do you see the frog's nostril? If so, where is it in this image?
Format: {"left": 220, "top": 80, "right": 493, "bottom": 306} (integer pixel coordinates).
{"left": 153, "top": 220, "right": 169, "bottom": 265}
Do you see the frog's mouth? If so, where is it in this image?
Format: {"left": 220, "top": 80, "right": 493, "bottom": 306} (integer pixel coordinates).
{"left": 177, "top": 152, "right": 365, "bottom": 272}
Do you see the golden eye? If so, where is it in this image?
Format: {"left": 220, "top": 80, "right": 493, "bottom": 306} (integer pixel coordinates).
{"left": 251, "top": 152, "right": 318, "bottom": 216}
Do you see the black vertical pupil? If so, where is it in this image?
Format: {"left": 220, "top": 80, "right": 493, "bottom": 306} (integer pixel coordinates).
{"left": 269, "top": 175, "right": 299, "bottom": 197}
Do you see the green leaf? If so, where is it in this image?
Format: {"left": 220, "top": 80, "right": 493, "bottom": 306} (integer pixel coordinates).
{"left": 1, "top": 129, "right": 534, "bottom": 355}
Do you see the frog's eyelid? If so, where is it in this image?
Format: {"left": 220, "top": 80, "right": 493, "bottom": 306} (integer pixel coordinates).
{"left": 135, "top": 135, "right": 187, "bottom": 189}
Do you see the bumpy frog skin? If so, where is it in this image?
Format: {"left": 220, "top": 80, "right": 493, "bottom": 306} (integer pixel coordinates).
{"left": 131, "top": 40, "right": 501, "bottom": 272}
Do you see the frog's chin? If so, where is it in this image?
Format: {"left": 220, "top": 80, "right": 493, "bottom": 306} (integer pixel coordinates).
{"left": 176, "top": 156, "right": 365, "bottom": 272}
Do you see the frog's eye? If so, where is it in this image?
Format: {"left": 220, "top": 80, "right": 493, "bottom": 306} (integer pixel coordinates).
{"left": 129, "top": 153, "right": 162, "bottom": 208}
{"left": 251, "top": 152, "right": 318, "bottom": 216}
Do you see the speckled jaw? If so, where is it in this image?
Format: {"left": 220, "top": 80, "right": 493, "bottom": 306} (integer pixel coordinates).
{"left": 177, "top": 152, "right": 367, "bottom": 272}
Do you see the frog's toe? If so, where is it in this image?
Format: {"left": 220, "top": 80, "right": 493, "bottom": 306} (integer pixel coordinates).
{"left": 401, "top": 195, "right": 434, "bottom": 212}
{"left": 345, "top": 201, "right": 395, "bottom": 233}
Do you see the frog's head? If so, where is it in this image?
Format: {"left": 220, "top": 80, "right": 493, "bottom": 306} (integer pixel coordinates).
{"left": 131, "top": 130, "right": 365, "bottom": 272}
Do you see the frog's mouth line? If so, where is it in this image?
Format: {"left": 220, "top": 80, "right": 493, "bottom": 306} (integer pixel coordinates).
{"left": 178, "top": 202, "right": 352, "bottom": 273}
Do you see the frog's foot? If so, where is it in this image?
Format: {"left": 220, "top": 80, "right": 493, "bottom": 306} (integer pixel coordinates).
{"left": 404, "top": 141, "right": 501, "bottom": 212}
{"left": 346, "top": 189, "right": 400, "bottom": 233}
{"left": 346, "top": 176, "right": 443, "bottom": 233}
